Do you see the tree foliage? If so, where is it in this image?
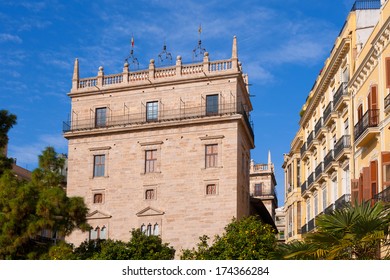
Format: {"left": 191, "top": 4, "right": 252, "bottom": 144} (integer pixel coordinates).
{"left": 0, "top": 147, "right": 89, "bottom": 259}
{"left": 181, "top": 216, "right": 277, "bottom": 260}
{"left": 0, "top": 110, "right": 17, "bottom": 175}
{"left": 277, "top": 201, "right": 390, "bottom": 260}
{"left": 47, "top": 229, "right": 175, "bottom": 260}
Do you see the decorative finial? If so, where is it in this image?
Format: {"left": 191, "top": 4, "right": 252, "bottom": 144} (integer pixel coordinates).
{"left": 157, "top": 40, "right": 173, "bottom": 66}
{"left": 72, "top": 58, "right": 79, "bottom": 81}
{"left": 124, "top": 34, "right": 139, "bottom": 70}
{"left": 232, "top": 35, "right": 237, "bottom": 59}
{"left": 193, "top": 24, "right": 206, "bottom": 62}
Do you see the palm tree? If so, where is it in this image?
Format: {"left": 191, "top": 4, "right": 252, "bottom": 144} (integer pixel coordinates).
{"left": 278, "top": 201, "right": 390, "bottom": 260}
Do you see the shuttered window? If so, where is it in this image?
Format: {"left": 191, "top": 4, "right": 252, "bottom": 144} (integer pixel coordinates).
{"left": 382, "top": 152, "right": 390, "bottom": 188}
{"left": 386, "top": 58, "right": 390, "bottom": 88}
{"left": 351, "top": 179, "right": 359, "bottom": 203}
{"left": 370, "top": 160, "right": 378, "bottom": 200}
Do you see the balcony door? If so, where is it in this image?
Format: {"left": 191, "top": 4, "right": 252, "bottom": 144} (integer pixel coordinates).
{"left": 368, "top": 85, "right": 378, "bottom": 126}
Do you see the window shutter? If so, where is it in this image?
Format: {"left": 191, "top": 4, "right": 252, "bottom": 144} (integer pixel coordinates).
{"left": 371, "top": 85, "right": 378, "bottom": 110}
{"left": 370, "top": 160, "right": 378, "bottom": 198}
{"left": 297, "top": 201, "right": 301, "bottom": 229}
{"left": 359, "top": 173, "right": 363, "bottom": 203}
{"left": 363, "top": 167, "right": 371, "bottom": 201}
{"left": 351, "top": 179, "right": 359, "bottom": 204}
{"left": 382, "top": 152, "right": 390, "bottom": 188}
{"left": 386, "top": 58, "right": 390, "bottom": 88}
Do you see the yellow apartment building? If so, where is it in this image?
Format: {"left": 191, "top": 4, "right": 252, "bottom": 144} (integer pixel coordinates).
{"left": 283, "top": 0, "right": 384, "bottom": 242}
{"left": 350, "top": 0, "right": 390, "bottom": 204}
{"left": 63, "top": 36, "right": 256, "bottom": 253}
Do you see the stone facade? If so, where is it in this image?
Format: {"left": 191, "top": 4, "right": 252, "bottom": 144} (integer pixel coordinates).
{"left": 64, "top": 36, "right": 255, "bottom": 254}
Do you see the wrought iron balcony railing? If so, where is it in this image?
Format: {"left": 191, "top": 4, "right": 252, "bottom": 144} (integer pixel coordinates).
{"left": 333, "top": 82, "right": 348, "bottom": 108}
{"left": 63, "top": 102, "right": 254, "bottom": 140}
{"left": 307, "top": 172, "right": 315, "bottom": 187}
{"left": 324, "top": 149, "right": 335, "bottom": 170}
{"left": 324, "top": 203, "right": 335, "bottom": 215}
{"left": 301, "top": 224, "right": 307, "bottom": 235}
{"left": 314, "top": 117, "right": 323, "bottom": 136}
{"left": 354, "top": 109, "right": 379, "bottom": 141}
{"left": 315, "top": 162, "right": 324, "bottom": 178}
{"left": 334, "top": 135, "right": 351, "bottom": 159}
{"left": 374, "top": 187, "right": 390, "bottom": 203}
{"left": 307, "top": 218, "right": 315, "bottom": 232}
{"left": 301, "top": 181, "right": 307, "bottom": 194}
{"left": 335, "top": 194, "right": 351, "bottom": 209}
{"left": 300, "top": 142, "right": 307, "bottom": 156}
{"left": 307, "top": 131, "right": 314, "bottom": 148}
{"left": 385, "top": 93, "right": 390, "bottom": 111}
{"left": 323, "top": 101, "right": 334, "bottom": 123}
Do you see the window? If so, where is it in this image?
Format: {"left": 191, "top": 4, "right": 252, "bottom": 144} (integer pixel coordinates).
{"left": 206, "top": 94, "right": 218, "bottom": 115}
{"left": 90, "top": 226, "right": 107, "bottom": 240}
{"left": 93, "top": 155, "right": 105, "bottom": 177}
{"left": 322, "top": 186, "right": 327, "bottom": 211}
{"left": 314, "top": 192, "right": 318, "bottom": 216}
{"left": 344, "top": 118, "right": 349, "bottom": 135}
{"left": 306, "top": 198, "right": 311, "bottom": 222}
{"left": 95, "top": 107, "right": 107, "bottom": 127}
{"left": 383, "top": 152, "right": 390, "bottom": 188}
{"left": 254, "top": 183, "right": 262, "bottom": 196}
{"left": 386, "top": 57, "right": 390, "bottom": 88}
{"left": 205, "top": 144, "right": 218, "bottom": 168}
{"left": 145, "top": 149, "right": 157, "bottom": 173}
{"left": 145, "top": 189, "right": 155, "bottom": 200}
{"left": 93, "top": 193, "right": 103, "bottom": 203}
{"left": 141, "top": 223, "right": 159, "bottom": 236}
{"left": 146, "top": 101, "right": 158, "bottom": 122}
{"left": 206, "top": 184, "right": 217, "bottom": 195}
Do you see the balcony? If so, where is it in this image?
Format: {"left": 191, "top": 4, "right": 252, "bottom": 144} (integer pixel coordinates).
{"left": 307, "top": 218, "right": 316, "bottom": 232}
{"left": 314, "top": 117, "right": 326, "bottom": 140}
{"left": 301, "top": 224, "right": 307, "bottom": 235}
{"left": 324, "top": 203, "right": 335, "bottom": 215}
{"left": 335, "top": 194, "right": 351, "bottom": 209}
{"left": 324, "top": 149, "right": 337, "bottom": 172}
{"left": 323, "top": 101, "right": 338, "bottom": 127}
{"left": 334, "top": 135, "right": 351, "bottom": 161}
{"left": 301, "top": 181, "right": 307, "bottom": 194}
{"left": 315, "top": 162, "right": 326, "bottom": 183}
{"left": 307, "top": 172, "right": 315, "bottom": 188}
{"left": 373, "top": 187, "right": 390, "bottom": 203}
{"left": 333, "top": 82, "right": 349, "bottom": 111}
{"left": 306, "top": 131, "right": 317, "bottom": 151}
{"left": 63, "top": 101, "right": 254, "bottom": 140}
{"left": 354, "top": 109, "right": 380, "bottom": 147}
{"left": 385, "top": 93, "right": 390, "bottom": 113}
{"left": 300, "top": 142, "right": 310, "bottom": 159}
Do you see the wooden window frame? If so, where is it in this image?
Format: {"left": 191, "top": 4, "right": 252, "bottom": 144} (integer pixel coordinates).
{"left": 93, "top": 154, "right": 105, "bottom": 177}
{"left": 145, "top": 149, "right": 157, "bottom": 173}
{"left": 205, "top": 144, "right": 218, "bottom": 168}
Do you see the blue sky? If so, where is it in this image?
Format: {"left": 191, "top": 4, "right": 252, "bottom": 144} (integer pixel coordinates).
{"left": 0, "top": 0, "right": 356, "bottom": 204}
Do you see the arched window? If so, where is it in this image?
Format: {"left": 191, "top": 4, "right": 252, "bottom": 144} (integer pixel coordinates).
{"left": 141, "top": 224, "right": 146, "bottom": 234}
{"left": 100, "top": 226, "right": 107, "bottom": 239}
{"left": 146, "top": 223, "right": 152, "bottom": 236}
{"left": 153, "top": 223, "right": 159, "bottom": 236}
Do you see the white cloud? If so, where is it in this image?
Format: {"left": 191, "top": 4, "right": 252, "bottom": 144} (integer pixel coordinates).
{"left": 8, "top": 133, "right": 68, "bottom": 170}
{"left": 0, "top": 33, "right": 22, "bottom": 43}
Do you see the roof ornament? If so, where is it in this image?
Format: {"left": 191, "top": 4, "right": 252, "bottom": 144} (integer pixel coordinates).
{"left": 157, "top": 40, "right": 173, "bottom": 66}
{"left": 192, "top": 24, "right": 206, "bottom": 62}
{"left": 124, "top": 35, "right": 139, "bottom": 70}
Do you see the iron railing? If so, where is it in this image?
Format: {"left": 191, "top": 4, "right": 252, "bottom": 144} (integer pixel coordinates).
{"left": 301, "top": 224, "right": 307, "bottom": 235}
{"left": 324, "top": 203, "right": 335, "bottom": 215}
{"left": 374, "top": 187, "right": 390, "bottom": 203}
{"left": 315, "top": 117, "right": 323, "bottom": 136}
{"left": 300, "top": 142, "right": 307, "bottom": 156}
{"left": 385, "top": 93, "right": 390, "bottom": 111}
{"left": 307, "top": 218, "right": 315, "bottom": 232}
{"left": 323, "top": 101, "right": 334, "bottom": 123}
{"left": 307, "top": 131, "right": 314, "bottom": 148}
{"left": 315, "top": 162, "right": 324, "bottom": 178}
{"left": 301, "top": 181, "right": 307, "bottom": 194}
{"left": 354, "top": 109, "right": 379, "bottom": 141}
{"left": 351, "top": 0, "right": 381, "bottom": 11}
{"left": 335, "top": 194, "right": 351, "bottom": 209}
{"left": 334, "top": 135, "right": 351, "bottom": 159}
{"left": 64, "top": 102, "right": 254, "bottom": 139}
{"left": 324, "top": 149, "right": 335, "bottom": 170}
{"left": 333, "top": 82, "right": 348, "bottom": 108}
{"left": 308, "top": 172, "right": 315, "bottom": 187}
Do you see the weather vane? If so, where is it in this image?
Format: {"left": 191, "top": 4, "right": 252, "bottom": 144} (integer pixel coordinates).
{"left": 124, "top": 35, "right": 139, "bottom": 70}
{"left": 157, "top": 40, "right": 173, "bottom": 66}
{"left": 192, "top": 24, "right": 206, "bottom": 62}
